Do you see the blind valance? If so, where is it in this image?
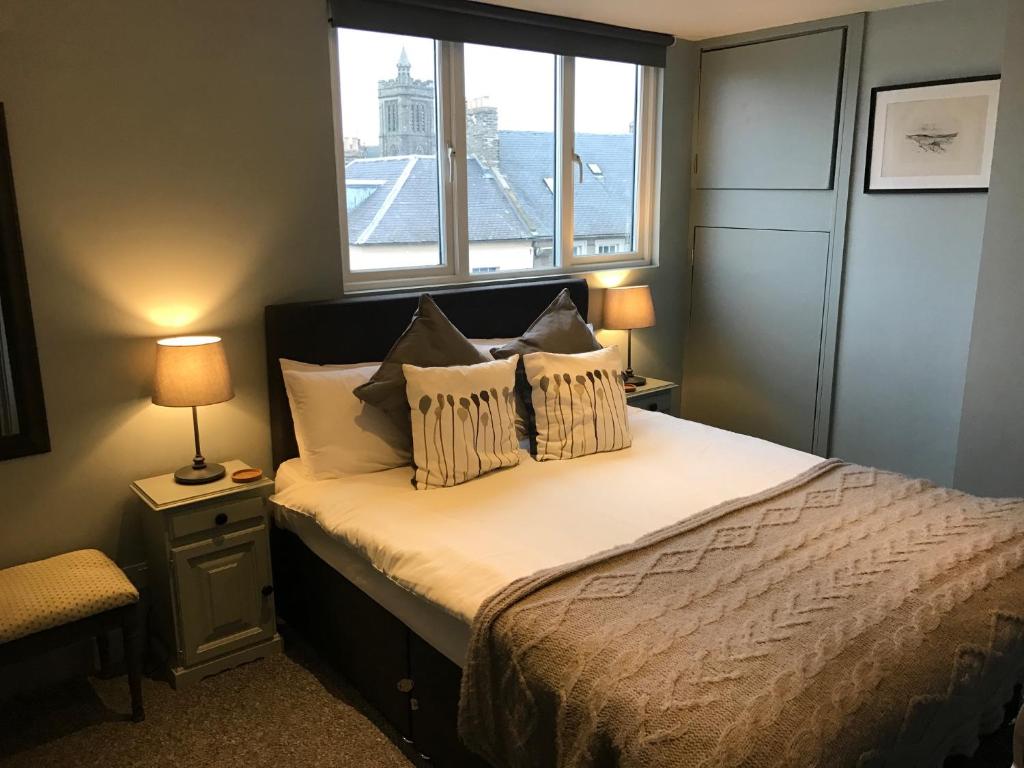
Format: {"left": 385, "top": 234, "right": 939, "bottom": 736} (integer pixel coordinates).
{"left": 328, "top": 0, "right": 674, "bottom": 68}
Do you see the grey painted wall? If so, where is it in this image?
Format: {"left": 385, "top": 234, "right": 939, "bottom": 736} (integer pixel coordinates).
{"left": 0, "top": 1, "right": 695, "bottom": 570}
{"left": 829, "top": 0, "right": 1009, "bottom": 485}
{"left": 0, "top": 1, "right": 345, "bottom": 570}
{"left": 955, "top": 1, "right": 1024, "bottom": 497}
{"left": 591, "top": 39, "right": 698, "bottom": 416}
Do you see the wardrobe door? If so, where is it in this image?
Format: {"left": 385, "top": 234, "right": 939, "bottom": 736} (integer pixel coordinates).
{"left": 686, "top": 228, "right": 829, "bottom": 451}
{"left": 683, "top": 18, "right": 863, "bottom": 453}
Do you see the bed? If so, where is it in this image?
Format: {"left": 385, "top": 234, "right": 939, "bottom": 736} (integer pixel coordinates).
{"left": 265, "top": 278, "right": 1024, "bottom": 767}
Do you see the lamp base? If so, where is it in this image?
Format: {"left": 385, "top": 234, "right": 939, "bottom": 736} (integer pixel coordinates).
{"left": 174, "top": 462, "right": 226, "bottom": 485}
{"left": 622, "top": 370, "right": 647, "bottom": 387}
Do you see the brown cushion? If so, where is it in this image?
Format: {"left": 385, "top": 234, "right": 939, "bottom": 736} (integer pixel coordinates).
{"left": 355, "top": 294, "right": 488, "bottom": 439}
{"left": 491, "top": 288, "right": 601, "bottom": 360}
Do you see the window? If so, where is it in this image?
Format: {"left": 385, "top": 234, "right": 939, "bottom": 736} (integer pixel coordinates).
{"left": 338, "top": 30, "right": 442, "bottom": 273}
{"left": 574, "top": 58, "right": 637, "bottom": 258}
{"left": 465, "top": 44, "right": 556, "bottom": 275}
{"left": 333, "top": 29, "right": 660, "bottom": 289}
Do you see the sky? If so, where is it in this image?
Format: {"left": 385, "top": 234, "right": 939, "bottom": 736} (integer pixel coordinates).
{"left": 336, "top": 29, "right": 638, "bottom": 146}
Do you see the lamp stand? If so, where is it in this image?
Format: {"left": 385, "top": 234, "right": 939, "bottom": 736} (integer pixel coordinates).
{"left": 174, "top": 405, "right": 225, "bottom": 485}
{"left": 622, "top": 329, "right": 646, "bottom": 387}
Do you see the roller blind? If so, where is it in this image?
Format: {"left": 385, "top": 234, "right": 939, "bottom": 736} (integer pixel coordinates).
{"left": 327, "top": 0, "right": 675, "bottom": 67}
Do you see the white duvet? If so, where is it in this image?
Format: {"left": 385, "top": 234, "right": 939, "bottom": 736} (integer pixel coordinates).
{"left": 271, "top": 409, "right": 822, "bottom": 624}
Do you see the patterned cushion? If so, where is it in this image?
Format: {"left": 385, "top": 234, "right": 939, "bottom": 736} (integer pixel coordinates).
{"left": 0, "top": 549, "right": 139, "bottom": 644}
{"left": 404, "top": 356, "right": 521, "bottom": 489}
{"left": 522, "top": 346, "right": 632, "bottom": 461}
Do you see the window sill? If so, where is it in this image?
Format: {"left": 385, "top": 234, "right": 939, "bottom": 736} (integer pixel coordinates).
{"left": 341, "top": 257, "right": 655, "bottom": 295}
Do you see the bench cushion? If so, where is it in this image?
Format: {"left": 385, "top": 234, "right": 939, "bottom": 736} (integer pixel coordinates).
{"left": 0, "top": 549, "right": 139, "bottom": 644}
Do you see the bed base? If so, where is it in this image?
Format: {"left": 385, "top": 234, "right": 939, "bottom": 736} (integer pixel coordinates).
{"left": 271, "top": 524, "right": 488, "bottom": 767}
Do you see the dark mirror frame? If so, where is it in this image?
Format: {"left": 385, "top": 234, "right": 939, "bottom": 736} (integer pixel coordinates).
{"left": 0, "top": 104, "right": 50, "bottom": 460}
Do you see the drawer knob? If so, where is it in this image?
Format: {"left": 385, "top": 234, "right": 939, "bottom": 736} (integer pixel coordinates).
{"left": 214, "top": 512, "right": 228, "bottom": 526}
{"left": 261, "top": 584, "right": 275, "bottom": 597}
{"left": 647, "top": 403, "right": 659, "bottom": 411}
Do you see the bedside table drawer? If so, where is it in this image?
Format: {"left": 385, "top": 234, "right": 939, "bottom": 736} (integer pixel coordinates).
{"left": 628, "top": 390, "right": 673, "bottom": 414}
{"left": 169, "top": 496, "right": 264, "bottom": 540}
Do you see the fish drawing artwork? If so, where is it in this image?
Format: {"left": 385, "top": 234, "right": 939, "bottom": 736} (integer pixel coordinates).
{"left": 905, "top": 121, "right": 958, "bottom": 153}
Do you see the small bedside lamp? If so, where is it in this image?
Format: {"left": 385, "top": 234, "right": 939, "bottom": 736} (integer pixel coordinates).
{"left": 603, "top": 285, "right": 656, "bottom": 386}
{"left": 153, "top": 336, "right": 234, "bottom": 485}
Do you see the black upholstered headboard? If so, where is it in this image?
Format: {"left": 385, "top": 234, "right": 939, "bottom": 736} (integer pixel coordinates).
{"left": 265, "top": 278, "right": 589, "bottom": 469}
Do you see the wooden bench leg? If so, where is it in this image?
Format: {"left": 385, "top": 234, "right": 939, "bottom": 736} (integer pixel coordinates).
{"left": 122, "top": 605, "right": 145, "bottom": 722}
{"left": 96, "top": 630, "right": 113, "bottom": 677}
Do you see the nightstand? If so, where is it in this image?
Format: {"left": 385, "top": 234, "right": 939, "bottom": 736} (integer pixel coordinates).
{"left": 626, "top": 378, "right": 679, "bottom": 415}
{"left": 133, "top": 460, "right": 281, "bottom": 688}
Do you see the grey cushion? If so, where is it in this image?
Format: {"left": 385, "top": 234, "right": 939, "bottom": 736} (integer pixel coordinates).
{"left": 354, "top": 294, "right": 488, "bottom": 439}
{"left": 491, "top": 288, "right": 601, "bottom": 359}
{"left": 492, "top": 289, "right": 601, "bottom": 452}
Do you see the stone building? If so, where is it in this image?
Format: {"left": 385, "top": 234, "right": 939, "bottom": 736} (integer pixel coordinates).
{"left": 378, "top": 48, "right": 436, "bottom": 156}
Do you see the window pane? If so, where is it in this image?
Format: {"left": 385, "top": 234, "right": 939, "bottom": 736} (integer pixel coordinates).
{"left": 464, "top": 44, "right": 556, "bottom": 274}
{"left": 573, "top": 58, "right": 638, "bottom": 256}
{"left": 337, "top": 29, "right": 442, "bottom": 272}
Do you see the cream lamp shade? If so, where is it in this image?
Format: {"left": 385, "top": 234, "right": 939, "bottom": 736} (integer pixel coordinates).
{"left": 152, "top": 336, "right": 233, "bottom": 485}
{"left": 603, "top": 285, "right": 656, "bottom": 331}
{"left": 153, "top": 336, "right": 234, "bottom": 407}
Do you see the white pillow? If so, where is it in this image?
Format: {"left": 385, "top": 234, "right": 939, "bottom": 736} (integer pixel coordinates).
{"left": 403, "top": 356, "right": 520, "bottom": 489}
{"left": 467, "top": 338, "right": 516, "bottom": 360}
{"left": 281, "top": 364, "right": 410, "bottom": 479}
{"left": 522, "top": 346, "right": 631, "bottom": 461}
{"left": 280, "top": 358, "right": 377, "bottom": 373}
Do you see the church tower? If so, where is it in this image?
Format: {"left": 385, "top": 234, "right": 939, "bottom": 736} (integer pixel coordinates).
{"left": 378, "top": 48, "right": 436, "bottom": 157}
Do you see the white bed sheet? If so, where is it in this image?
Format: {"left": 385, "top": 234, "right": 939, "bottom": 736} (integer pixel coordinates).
{"left": 271, "top": 409, "right": 822, "bottom": 637}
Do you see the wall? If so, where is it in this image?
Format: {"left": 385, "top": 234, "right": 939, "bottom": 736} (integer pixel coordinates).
{"left": 0, "top": 1, "right": 695, "bottom": 570}
{"left": 592, "top": 38, "right": 698, "bottom": 413}
{"left": 829, "top": 0, "right": 1009, "bottom": 485}
{"left": 954, "top": 0, "right": 1024, "bottom": 497}
{"left": 0, "top": 0, "right": 345, "bottom": 570}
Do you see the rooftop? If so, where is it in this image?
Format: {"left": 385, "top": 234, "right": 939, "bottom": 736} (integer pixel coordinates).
{"left": 344, "top": 130, "right": 636, "bottom": 246}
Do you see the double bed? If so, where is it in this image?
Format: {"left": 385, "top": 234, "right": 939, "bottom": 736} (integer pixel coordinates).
{"left": 265, "top": 278, "right": 1024, "bottom": 767}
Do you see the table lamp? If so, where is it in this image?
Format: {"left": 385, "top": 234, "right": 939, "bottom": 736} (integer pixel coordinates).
{"left": 153, "top": 336, "right": 234, "bottom": 485}
{"left": 603, "top": 285, "right": 656, "bottom": 386}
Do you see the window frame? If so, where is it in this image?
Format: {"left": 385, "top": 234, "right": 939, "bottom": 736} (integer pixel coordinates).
{"left": 332, "top": 33, "right": 661, "bottom": 293}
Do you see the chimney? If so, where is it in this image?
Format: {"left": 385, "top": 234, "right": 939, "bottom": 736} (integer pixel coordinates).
{"left": 466, "top": 100, "right": 499, "bottom": 168}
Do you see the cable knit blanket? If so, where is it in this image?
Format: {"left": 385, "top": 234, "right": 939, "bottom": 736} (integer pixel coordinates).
{"left": 459, "top": 460, "right": 1024, "bottom": 767}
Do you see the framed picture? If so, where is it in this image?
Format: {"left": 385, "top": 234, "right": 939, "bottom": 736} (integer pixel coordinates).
{"left": 865, "top": 75, "right": 1001, "bottom": 193}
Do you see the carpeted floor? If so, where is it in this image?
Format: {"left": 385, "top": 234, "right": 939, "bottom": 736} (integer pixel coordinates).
{"left": 0, "top": 631, "right": 416, "bottom": 768}
{"left": 0, "top": 628, "right": 1015, "bottom": 768}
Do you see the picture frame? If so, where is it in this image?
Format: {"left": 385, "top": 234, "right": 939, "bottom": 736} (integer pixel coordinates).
{"left": 865, "top": 75, "right": 1001, "bottom": 193}
{"left": 0, "top": 103, "right": 51, "bottom": 461}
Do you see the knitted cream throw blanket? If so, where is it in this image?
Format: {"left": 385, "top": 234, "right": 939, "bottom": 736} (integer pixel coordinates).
{"left": 459, "top": 461, "right": 1024, "bottom": 767}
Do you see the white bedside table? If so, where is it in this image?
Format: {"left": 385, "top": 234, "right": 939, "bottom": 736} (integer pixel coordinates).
{"left": 133, "top": 459, "right": 281, "bottom": 687}
{"left": 626, "top": 378, "right": 679, "bottom": 415}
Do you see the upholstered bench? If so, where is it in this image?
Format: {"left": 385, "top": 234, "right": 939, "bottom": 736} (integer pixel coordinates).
{"left": 0, "top": 549, "right": 145, "bottom": 721}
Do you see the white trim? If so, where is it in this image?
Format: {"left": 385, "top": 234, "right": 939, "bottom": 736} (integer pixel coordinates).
{"left": 556, "top": 55, "right": 574, "bottom": 270}
{"left": 439, "top": 41, "right": 465, "bottom": 276}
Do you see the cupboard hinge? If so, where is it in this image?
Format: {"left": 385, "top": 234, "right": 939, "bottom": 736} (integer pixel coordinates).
{"left": 397, "top": 678, "right": 414, "bottom": 693}
{"left": 693, "top": 153, "right": 699, "bottom": 176}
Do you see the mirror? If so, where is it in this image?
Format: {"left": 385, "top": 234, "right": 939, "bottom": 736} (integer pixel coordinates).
{"left": 0, "top": 104, "right": 50, "bottom": 459}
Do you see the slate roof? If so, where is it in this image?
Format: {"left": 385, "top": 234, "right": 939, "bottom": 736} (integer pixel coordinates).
{"left": 498, "top": 131, "right": 635, "bottom": 240}
{"left": 344, "top": 131, "right": 635, "bottom": 245}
